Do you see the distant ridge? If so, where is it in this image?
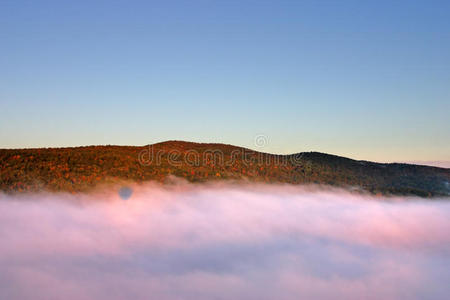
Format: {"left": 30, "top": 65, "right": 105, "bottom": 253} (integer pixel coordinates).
{"left": 1, "top": 140, "right": 449, "bottom": 197}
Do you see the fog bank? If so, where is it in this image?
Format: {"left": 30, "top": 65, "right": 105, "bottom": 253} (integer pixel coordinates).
{"left": 0, "top": 184, "right": 449, "bottom": 300}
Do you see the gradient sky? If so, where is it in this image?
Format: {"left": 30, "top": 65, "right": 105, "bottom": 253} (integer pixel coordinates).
{"left": 1, "top": 0, "right": 449, "bottom": 162}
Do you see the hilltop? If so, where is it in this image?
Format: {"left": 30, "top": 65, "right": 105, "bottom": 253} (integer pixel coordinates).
{"left": 1, "top": 141, "right": 449, "bottom": 197}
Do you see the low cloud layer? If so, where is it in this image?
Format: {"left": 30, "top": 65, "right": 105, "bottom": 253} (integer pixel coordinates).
{"left": 0, "top": 183, "right": 449, "bottom": 300}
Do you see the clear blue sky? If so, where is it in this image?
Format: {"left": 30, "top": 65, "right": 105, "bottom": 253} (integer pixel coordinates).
{"left": 1, "top": 0, "right": 449, "bottom": 162}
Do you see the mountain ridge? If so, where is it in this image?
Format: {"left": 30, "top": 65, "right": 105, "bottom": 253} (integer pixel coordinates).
{"left": 1, "top": 140, "right": 449, "bottom": 197}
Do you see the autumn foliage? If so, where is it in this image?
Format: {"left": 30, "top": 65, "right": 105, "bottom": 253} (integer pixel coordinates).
{"left": 1, "top": 141, "right": 449, "bottom": 197}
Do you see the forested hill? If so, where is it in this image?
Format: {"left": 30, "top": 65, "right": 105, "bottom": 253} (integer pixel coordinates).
{"left": 1, "top": 141, "right": 449, "bottom": 197}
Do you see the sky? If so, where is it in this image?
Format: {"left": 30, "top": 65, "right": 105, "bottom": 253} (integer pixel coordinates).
{"left": 1, "top": 0, "right": 449, "bottom": 163}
